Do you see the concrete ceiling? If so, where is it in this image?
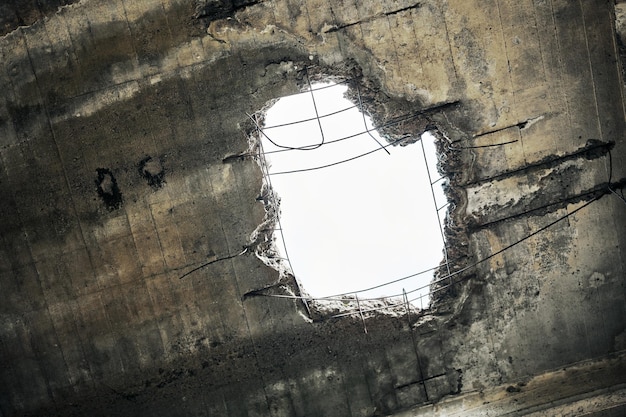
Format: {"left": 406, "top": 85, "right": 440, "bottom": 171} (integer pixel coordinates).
{"left": 1, "top": 0, "right": 625, "bottom": 416}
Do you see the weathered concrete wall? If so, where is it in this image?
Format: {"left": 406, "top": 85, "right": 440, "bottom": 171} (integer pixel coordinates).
{"left": 0, "top": 0, "right": 624, "bottom": 416}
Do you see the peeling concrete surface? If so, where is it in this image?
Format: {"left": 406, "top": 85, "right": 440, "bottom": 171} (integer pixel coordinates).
{"left": 0, "top": 0, "right": 625, "bottom": 416}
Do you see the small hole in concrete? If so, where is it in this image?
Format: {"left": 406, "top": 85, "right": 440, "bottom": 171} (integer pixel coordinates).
{"left": 95, "top": 168, "right": 123, "bottom": 210}
{"left": 138, "top": 156, "right": 166, "bottom": 189}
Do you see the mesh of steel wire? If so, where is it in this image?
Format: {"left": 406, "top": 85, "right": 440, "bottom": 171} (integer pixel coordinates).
{"left": 249, "top": 75, "right": 452, "bottom": 316}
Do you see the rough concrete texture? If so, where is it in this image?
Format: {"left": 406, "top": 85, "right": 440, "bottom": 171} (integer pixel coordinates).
{"left": 0, "top": 0, "right": 625, "bottom": 416}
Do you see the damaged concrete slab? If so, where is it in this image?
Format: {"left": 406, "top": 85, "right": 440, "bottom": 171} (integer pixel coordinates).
{"left": 0, "top": 0, "right": 625, "bottom": 416}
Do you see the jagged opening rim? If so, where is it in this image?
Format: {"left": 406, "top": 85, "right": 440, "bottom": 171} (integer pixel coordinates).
{"left": 244, "top": 74, "right": 459, "bottom": 321}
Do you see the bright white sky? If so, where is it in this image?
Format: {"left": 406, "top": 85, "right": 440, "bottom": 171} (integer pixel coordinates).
{"left": 260, "top": 82, "right": 446, "bottom": 307}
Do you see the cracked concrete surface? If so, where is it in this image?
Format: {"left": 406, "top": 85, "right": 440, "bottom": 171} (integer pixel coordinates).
{"left": 0, "top": 0, "right": 625, "bottom": 416}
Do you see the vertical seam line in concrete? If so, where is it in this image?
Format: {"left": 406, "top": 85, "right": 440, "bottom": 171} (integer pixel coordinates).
{"left": 406, "top": 7, "right": 426, "bottom": 86}
{"left": 439, "top": 2, "right": 459, "bottom": 83}
{"left": 22, "top": 312, "right": 62, "bottom": 412}
{"left": 121, "top": 217, "right": 167, "bottom": 365}
{"left": 338, "top": 361, "right": 356, "bottom": 417}
{"left": 0, "top": 323, "right": 24, "bottom": 412}
{"left": 486, "top": 283, "right": 505, "bottom": 381}
{"left": 165, "top": 81, "right": 194, "bottom": 269}
{"left": 404, "top": 292, "right": 429, "bottom": 402}
{"left": 159, "top": 0, "right": 176, "bottom": 49}
{"left": 146, "top": 201, "right": 178, "bottom": 360}
{"left": 495, "top": 0, "right": 517, "bottom": 117}
{"left": 227, "top": 261, "right": 273, "bottom": 415}
{"left": 516, "top": 125, "right": 528, "bottom": 166}
{"left": 163, "top": 199, "right": 190, "bottom": 271}
{"left": 147, "top": 203, "right": 169, "bottom": 273}
{"left": 549, "top": 0, "right": 573, "bottom": 150}
{"left": 112, "top": 100, "right": 154, "bottom": 290}
{"left": 353, "top": 0, "right": 367, "bottom": 58}
{"left": 520, "top": 2, "right": 557, "bottom": 152}
{"left": 302, "top": 0, "right": 319, "bottom": 59}
{"left": 204, "top": 166, "right": 239, "bottom": 335}
{"left": 575, "top": 274, "right": 594, "bottom": 357}
{"left": 66, "top": 298, "right": 98, "bottom": 390}
{"left": 481, "top": 227, "right": 505, "bottom": 381}
{"left": 523, "top": 217, "right": 542, "bottom": 315}
{"left": 119, "top": 0, "right": 142, "bottom": 76}
{"left": 382, "top": 8, "right": 404, "bottom": 91}
{"left": 578, "top": 0, "right": 604, "bottom": 141}
{"left": 45, "top": 304, "right": 82, "bottom": 395}
{"left": 0, "top": 150, "right": 36, "bottom": 270}
{"left": 530, "top": 0, "right": 549, "bottom": 85}
{"left": 357, "top": 332, "right": 377, "bottom": 415}
{"left": 324, "top": 0, "right": 345, "bottom": 58}
{"left": 56, "top": 2, "right": 88, "bottom": 93}
{"left": 610, "top": 6, "right": 626, "bottom": 123}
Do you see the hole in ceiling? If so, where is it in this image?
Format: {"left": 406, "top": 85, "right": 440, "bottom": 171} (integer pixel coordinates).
{"left": 256, "top": 81, "right": 449, "bottom": 309}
